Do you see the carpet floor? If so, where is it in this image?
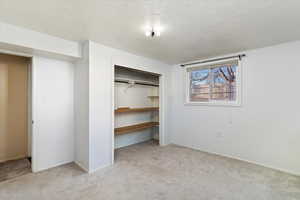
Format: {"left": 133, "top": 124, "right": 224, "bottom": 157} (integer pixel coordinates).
{"left": 0, "top": 140, "right": 299, "bottom": 200}
{"left": 0, "top": 158, "right": 31, "bottom": 183}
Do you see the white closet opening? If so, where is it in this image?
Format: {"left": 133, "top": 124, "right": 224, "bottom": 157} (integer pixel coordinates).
{"left": 113, "top": 65, "right": 161, "bottom": 150}
{"left": 0, "top": 53, "right": 33, "bottom": 182}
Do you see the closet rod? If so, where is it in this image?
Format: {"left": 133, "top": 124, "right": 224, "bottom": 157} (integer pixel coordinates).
{"left": 115, "top": 80, "right": 159, "bottom": 87}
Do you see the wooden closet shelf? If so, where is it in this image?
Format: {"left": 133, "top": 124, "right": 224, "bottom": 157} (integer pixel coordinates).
{"left": 115, "top": 107, "right": 159, "bottom": 113}
{"left": 115, "top": 122, "right": 159, "bottom": 135}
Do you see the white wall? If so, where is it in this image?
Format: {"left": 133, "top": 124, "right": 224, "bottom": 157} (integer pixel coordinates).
{"left": 170, "top": 41, "right": 300, "bottom": 175}
{"left": 74, "top": 43, "right": 90, "bottom": 171}
{"left": 32, "top": 56, "right": 74, "bottom": 172}
{"left": 0, "top": 22, "right": 80, "bottom": 172}
{"left": 0, "top": 22, "right": 81, "bottom": 59}
{"left": 87, "top": 41, "right": 171, "bottom": 172}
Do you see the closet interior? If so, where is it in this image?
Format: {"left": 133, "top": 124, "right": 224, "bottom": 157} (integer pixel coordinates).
{"left": 114, "top": 65, "right": 160, "bottom": 149}
{"left": 0, "top": 53, "right": 31, "bottom": 182}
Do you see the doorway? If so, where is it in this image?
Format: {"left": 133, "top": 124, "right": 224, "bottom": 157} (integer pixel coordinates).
{"left": 0, "top": 53, "right": 32, "bottom": 182}
{"left": 112, "top": 65, "right": 162, "bottom": 162}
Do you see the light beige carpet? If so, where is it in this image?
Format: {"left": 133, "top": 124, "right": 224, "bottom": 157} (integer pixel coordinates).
{"left": 0, "top": 158, "right": 31, "bottom": 183}
{"left": 0, "top": 140, "right": 299, "bottom": 200}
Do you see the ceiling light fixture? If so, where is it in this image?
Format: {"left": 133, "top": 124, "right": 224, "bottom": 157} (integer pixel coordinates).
{"left": 145, "top": 25, "right": 162, "bottom": 38}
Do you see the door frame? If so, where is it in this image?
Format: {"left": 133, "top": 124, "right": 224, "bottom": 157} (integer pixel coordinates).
{"left": 111, "top": 63, "right": 166, "bottom": 164}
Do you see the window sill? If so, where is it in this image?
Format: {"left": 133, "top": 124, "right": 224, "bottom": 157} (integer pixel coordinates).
{"left": 184, "top": 101, "right": 241, "bottom": 107}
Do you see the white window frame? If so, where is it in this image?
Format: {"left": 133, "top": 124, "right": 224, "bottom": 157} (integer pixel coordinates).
{"left": 184, "top": 58, "right": 242, "bottom": 107}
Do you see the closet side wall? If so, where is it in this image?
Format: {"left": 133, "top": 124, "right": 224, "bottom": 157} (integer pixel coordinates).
{"left": 74, "top": 42, "right": 90, "bottom": 171}
{"left": 0, "top": 54, "right": 29, "bottom": 162}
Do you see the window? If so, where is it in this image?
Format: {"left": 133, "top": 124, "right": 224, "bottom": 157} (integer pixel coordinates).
{"left": 186, "top": 59, "right": 241, "bottom": 105}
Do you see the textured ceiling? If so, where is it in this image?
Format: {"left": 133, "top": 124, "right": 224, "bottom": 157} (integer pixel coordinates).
{"left": 0, "top": 0, "right": 300, "bottom": 64}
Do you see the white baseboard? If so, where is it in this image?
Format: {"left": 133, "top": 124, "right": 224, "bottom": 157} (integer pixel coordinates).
{"left": 74, "top": 161, "right": 89, "bottom": 172}
{"left": 172, "top": 143, "right": 300, "bottom": 177}
{"left": 88, "top": 163, "right": 111, "bottom": 174}
{"left": 33, "top": 160, "right": 74, "bottom": 173}
{"left": 75, "top": 161, "right": 111, "bottom": 174}
{"left": 0, "top": 155, "right": 28, "bottom": 163}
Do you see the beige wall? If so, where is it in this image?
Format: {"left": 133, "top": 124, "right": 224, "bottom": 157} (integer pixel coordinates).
{"left": 0, "top": 54, "right": 29, "bottom": 162}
